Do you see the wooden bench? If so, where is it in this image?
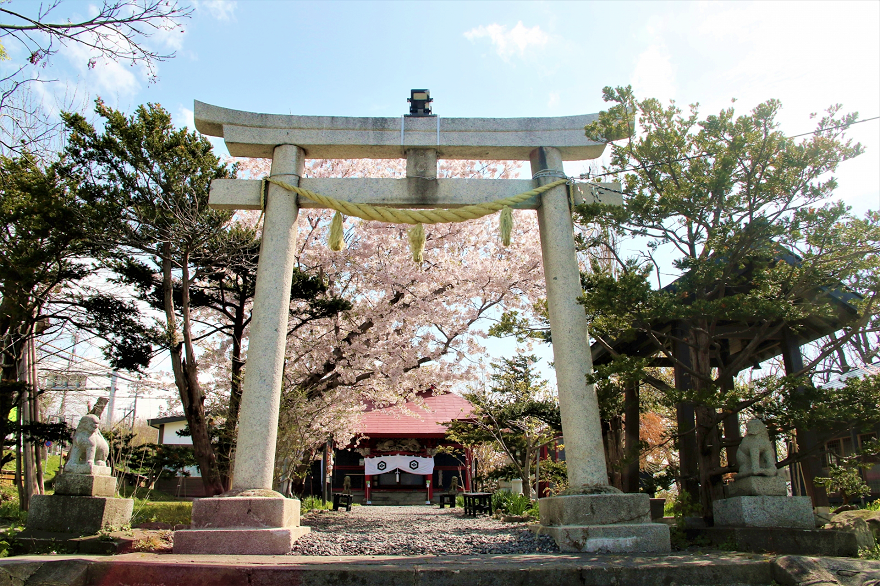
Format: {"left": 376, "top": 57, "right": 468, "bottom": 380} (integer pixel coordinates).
{"left": 332, "top": 493, "right": 353, "bottom": 511}
{"left": 438, "top": 493, "right": 456, "bottom": 508}
{"left": 463, "top": 492, "right": 492, "bottom": 516}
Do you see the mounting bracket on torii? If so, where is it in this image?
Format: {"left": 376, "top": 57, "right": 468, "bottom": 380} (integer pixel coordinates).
{"left": 174, "top": 96, "right": 668, "bottom": 556}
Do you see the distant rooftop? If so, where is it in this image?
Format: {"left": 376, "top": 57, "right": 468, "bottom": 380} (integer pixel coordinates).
{"left": 822, "top": 364, "right": 880, "bottom": 390}
{"left": 357, "top": 389, "right": 473, "bottom": 437}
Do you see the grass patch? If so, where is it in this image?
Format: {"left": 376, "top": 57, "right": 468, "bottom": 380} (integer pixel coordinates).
{"left": 0, "top": 486, "right": 25, "bottom": 526}
{"left": 119, "top": 485, "right": 188, "bottom": 502}
{"left": 131, "top": 501, "right": 192, "bottom": 527}
{"left": 42, "top": 455, "right": 61, "bottom": 487}
{"left": 0, "top": 501, "right": 26, "bottom": 526}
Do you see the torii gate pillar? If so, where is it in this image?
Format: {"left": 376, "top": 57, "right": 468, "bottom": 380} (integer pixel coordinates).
{"left": 531, "top": 147, "right": 607, "bottom": 488}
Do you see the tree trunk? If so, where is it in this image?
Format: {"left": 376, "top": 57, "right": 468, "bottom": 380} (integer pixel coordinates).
{"left": 602, "top": 416, "right": 625, "bottom": 491}
{"left": 521, "top": 447, "right": 532, "bottom": 499}
{"left": 161, "top": 244, "right": 224, "bottom": 496}
{"left": 226, "top": 302, "right": 246, "bottom": 433}
{"left": 29, "top": 338, "right": 45, "bottom": 495}
{"left": 219, "top": 302, "right": 247, "bottom": 489}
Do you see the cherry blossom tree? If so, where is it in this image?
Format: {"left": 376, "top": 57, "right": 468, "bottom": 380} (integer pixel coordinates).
{"left": 234, "top": 157, "right": 548, "bottom": 490}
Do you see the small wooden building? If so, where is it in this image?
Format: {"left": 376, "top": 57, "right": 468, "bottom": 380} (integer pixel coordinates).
{"left": 305, "top": 388, "right": 475, "bottom": 505}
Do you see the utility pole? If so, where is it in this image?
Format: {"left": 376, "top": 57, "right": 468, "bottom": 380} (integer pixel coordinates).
{"left": 105, "top": 370, "right": 118, "bottom": 428}
{"left": 130, "top": 376, "right": 141, "bottom": 430}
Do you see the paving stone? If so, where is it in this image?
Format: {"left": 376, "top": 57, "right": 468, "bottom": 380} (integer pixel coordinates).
{"left": 535, "top": 522, "right": 671, "bottom": 554}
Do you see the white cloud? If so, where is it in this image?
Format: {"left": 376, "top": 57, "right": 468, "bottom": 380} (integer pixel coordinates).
{"left": 547, "top": 92, "right": 559, "bottom": 109}
{"left": 60, "top": 35, "right": 143, "bottom": 98}
{"left": 631, "top": 44, "right": 676, "bottom": 104}
{"left": 195, "top": 0, "right": 237, "bottom": 21}
{"left": 464, "top": 21, "right": 549, "bottom": 60}
{"left": 176, "top": 106, "right": 195, "bottom": 131}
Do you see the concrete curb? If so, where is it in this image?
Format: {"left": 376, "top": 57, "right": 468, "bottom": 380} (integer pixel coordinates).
{"left": 3, "top": 552, "right": 880, "bottom": 585}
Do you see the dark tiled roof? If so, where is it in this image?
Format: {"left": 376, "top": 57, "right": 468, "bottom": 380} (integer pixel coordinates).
{"left": 147, "top": 415, "right": 186, "bottom": 428}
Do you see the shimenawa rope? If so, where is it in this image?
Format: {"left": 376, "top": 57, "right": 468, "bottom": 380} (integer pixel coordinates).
{"left": 263, "top": 177, "right": 567, "bottom": 261}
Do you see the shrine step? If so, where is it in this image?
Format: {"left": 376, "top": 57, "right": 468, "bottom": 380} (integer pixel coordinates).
{"left": 367, "top": 492, "right": 434, "bottom": 506}
{"left": 0, "top": 551, "right": 799, "bottom": 585}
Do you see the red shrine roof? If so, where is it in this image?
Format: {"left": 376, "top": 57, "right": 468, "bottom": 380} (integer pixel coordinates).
{"left": 357, "top": 389, "right": 473, "bottom": 437}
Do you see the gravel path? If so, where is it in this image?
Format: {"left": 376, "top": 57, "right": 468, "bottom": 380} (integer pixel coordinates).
{"left": 289, "top": 506, "right": 559, "bottom": 556}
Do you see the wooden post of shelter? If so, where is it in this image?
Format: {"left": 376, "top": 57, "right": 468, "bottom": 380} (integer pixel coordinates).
{"left": 623, "top": 381, "right": 640, "bottom": 494}
{"left": 782, "top": 332, "right": 829, "bottom": 508}
{"left": 673, "top": 323, "right": 701, "bottom": 506}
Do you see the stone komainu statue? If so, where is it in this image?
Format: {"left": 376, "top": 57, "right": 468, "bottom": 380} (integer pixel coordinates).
{"left": 736, "top": 418, "right": 778, "bottom": 478}
{"left": 449, "top": 475, "right": 460, "bottom": 493}
{"left": 64, "top": 414, "right": 110, "bottom": 475}
{"left": 343, "top": 475, "right": 352, "bottom": 495}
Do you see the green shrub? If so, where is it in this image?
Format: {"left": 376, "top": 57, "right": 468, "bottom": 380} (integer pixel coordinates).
{"left": 299, "top": 495, "right": 332, "bottom": 514}
{"left": 492, "top": 491, "right": 533, "bottom": 516}
{"left": 670, "top": 490, "right": 701, "bottom": 529}
{"left": 860, "top": 543, "right": 880, "bottom": 560}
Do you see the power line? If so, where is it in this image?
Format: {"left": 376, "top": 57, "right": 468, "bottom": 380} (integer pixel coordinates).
{"left": 586, "top": 115, "right": 880, "bottom": 179}
{"left": 37, "top": 341, "right": 170, "bottom": 390}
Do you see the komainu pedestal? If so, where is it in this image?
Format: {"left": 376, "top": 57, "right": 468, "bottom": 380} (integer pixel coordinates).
{"left": 714, "top": 419, "right": 813, "bottom": 529}
{"left": 173, "top": 490, "right": 310, "bottom": 555}
{"left": 24, "top": 414, "right": 132, "bottom": 536}
{"left": 536, "top": 493, "right": 670, "bottom": 553}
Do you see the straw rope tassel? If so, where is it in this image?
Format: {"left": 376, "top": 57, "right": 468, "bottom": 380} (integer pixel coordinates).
{"left": 407, "top": 223, "right": 426, "bottom": 263}
{"left": 499, "top": 205, "right": 513, "bottom": 246}
{"left": 329, "top": 211, "right": 345, "bottom": 251}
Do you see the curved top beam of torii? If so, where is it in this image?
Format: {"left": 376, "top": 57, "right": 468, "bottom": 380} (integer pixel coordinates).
{"left": 194, "top": 100, "right": 607, "bottom": 161}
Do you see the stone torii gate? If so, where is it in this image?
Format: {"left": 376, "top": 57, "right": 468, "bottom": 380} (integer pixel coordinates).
{"left": 172, "top": 98, "right": 670, "bottom": 555}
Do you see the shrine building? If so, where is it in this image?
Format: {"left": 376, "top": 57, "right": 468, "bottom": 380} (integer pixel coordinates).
{"left": 305, "top": 388, "right": 475, "bottom": 505}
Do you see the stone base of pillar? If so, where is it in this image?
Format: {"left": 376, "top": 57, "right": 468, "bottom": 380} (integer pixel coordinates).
{"left": 537, "top": 493, "right": 671, "bottom": 553}
{"left": 173, "top": 526, "right": 311, "bottom": 555}
{"left": 172, "top": 494, "right": 310, "bottom": 555}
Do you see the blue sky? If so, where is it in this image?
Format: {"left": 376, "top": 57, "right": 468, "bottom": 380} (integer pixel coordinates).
{"left": 9, "top": 1, "right": 876, "bottom": 209}
{"left": 5, "top": 0, "right": 879, "bottom": 415}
